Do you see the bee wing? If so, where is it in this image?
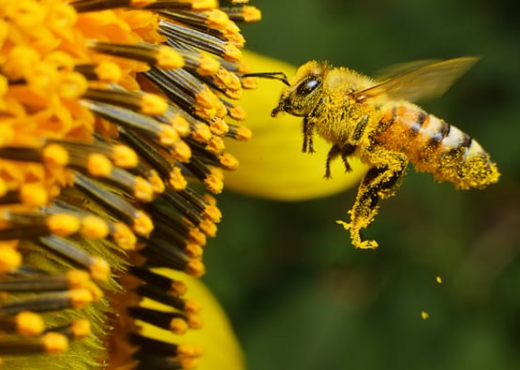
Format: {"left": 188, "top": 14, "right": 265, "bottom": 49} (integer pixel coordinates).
{"left": 354, "top": 57, "right": 479, "bottom": 103}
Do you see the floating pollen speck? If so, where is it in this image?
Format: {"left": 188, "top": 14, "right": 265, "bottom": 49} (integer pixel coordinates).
{"left": 0, "top": 0, "right": 260, "bottom": 368}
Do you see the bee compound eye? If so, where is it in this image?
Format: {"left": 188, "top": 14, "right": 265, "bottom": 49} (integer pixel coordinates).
{"left": 297, "top": 76, "right": 321, "bottom": 96}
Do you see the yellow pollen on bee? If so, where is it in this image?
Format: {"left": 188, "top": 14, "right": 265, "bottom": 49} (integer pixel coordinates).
{"left": 436, "top": 276, "right": 442, "bottom": 284}
{"left": 421, "top": 311, "right": 429, "bottom": 320}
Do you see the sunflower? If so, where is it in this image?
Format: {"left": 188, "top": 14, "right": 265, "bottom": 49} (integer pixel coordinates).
{"left": 0, "top": 1, "right": 365, "bottom": 369}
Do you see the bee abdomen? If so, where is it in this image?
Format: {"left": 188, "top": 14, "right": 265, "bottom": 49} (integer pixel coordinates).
{"left": 376, "top": 106, "right": 500, "bottom": 189}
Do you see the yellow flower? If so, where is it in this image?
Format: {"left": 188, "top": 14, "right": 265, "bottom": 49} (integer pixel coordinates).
{"left": 0, "top": 1, "right": 362, "bottom": 369}
{"left": 0, "top": 0, "right": 260, "bottom": 368}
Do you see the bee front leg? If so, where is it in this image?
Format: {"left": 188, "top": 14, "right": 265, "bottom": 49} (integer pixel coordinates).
{"left": 325, "top": 144, "right": 357, "bottom": 179}
{"left": 338, "top": 154, "right": 407, "bottom": 249}
{"left": 302, "top": 116, "right": 315, "bottom": 153}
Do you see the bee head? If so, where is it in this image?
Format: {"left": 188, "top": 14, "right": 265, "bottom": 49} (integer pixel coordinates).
{"left": 271, "top": 61, "right": 326, "bottom": 118}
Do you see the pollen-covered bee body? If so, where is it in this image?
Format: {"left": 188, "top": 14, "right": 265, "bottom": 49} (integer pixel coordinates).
{"left": 272, "top": 57, "right": 499, "bottom": 249}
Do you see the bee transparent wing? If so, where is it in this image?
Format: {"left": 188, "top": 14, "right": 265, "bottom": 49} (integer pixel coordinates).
{"left": 354, "top": 57, "right": 479, "bottom": 103}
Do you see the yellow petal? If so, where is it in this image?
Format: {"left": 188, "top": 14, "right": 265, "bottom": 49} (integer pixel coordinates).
{"left": 224, "top": 51, "right": 367, "bottom": 201}
{"left": 140, "top": 269, "right": 245, "bottom": 370}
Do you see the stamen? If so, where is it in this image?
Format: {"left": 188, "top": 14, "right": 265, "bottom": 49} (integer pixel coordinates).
{"left": 228, "top": 124, "right": 252, "bottom": 141}
{"left": 126, "top": 306, "right": 191, "bottom": 334}
{"left": 119, "top": 128, "right": 189, "bottom": 190}
{"left": 145, "top": 67, "right": 224, "bottom": 122}
{"left": 89, "top": 41, "right": 184, "bottom": 70}
{"left": 134, "top": 284, "right": 200, "bottom": 313}
{"left": 45, "top": 319, "right": 91, "bottom": 340}
{"left": 83, "top": 88, "right": 168, "bottom": 116}
{"left": 37, "top": 235, "right": 110, "bottom": 282}
{"left": 73, "top": 172, "right": 153, "bottom": 236}
{"left": 159, "top": 20, "right": 241, "bottom": 62}
{"left": 128, "top": 333, "right": 202, "bottom": 357}
{"left": 221, "top": 100, "right": 247, "bottom": 121}
{"left": 0, "top": 289, "right": 94, "bottom": 315}
{"left": 159, "top": 9, "right": 229, "bottom": 31}
{"left": 128, "top": 266, "right": 187, "bottom": 296}
{"left": 0, "top": 332, "right": 69, "bottom": 355}
{"left": 0, "top": 312, "right": 45, "bottom": 336}
{"left": 132, "top": 351, "right": 199, "bottom": 369}
{"left": 221, "top": 5, "right": 261, "bottom": 23}
{"left": 139, "top": 236, "right": 197, "bottom": 273}
{"left": 0, "top": 270, "right": 90, "bottom": 292}
{"left": 167, "top": 44, "right": 220, "bottom": 78}
{"left": 74, "top": 61, "right": 123, "bottom": 83}
{"left": 85, "top": 101, "right": 181, "bottom": 148}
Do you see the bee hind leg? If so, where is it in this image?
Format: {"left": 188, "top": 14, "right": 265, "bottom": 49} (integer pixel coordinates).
{"left": 325, "top": 144, "right": 357, "bottom": 179}
{"left": 339, "top": 154, "right": 407, "bottom": 249}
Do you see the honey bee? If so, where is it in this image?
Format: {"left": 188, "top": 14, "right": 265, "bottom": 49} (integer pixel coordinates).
{"left": 269, "top": 57, "right": 500, "bottom": 249}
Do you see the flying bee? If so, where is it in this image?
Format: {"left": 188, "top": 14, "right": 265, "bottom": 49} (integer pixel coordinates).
{"left": 263, "top": 57, "right": 500, "bottom": 249}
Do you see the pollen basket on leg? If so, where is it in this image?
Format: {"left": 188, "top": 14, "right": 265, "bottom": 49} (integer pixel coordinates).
{"left": 0, "top": 0, "right": 259, "bottom": 369}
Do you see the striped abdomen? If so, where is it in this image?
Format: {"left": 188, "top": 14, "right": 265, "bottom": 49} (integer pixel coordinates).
{"left": 375, "top": 104, "right": 499, "bottom": 189}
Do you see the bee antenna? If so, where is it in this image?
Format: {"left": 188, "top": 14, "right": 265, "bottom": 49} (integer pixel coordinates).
{"left": 242, "top": 72, "right": 290, "bottom": 86}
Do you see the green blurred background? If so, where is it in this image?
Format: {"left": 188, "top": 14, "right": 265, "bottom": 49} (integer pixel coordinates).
{"left": 204, "top": 1, "right": 520, "bottom": 369}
